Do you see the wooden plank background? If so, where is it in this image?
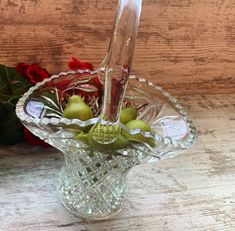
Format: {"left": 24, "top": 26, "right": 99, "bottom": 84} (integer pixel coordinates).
{"left": 0, "top": 0, "right": 235, "bottom": 95}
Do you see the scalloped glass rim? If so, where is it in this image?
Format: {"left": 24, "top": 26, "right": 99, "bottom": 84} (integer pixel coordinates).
{"left": 16, "top": 69, "right": 98, "bottom": 126}
{"left": 16, "top": 70, "right": 197, "bottom": 151}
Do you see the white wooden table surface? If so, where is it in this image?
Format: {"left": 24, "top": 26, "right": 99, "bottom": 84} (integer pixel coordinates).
{"left": 1, "top": 94, "right": 235, "bottom": 231}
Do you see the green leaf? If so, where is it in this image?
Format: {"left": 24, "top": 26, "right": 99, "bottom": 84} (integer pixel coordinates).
{"left": 0, "top": 102, "right": 23, "bottom": 145}
{"left": 0, "top": 64, "right": 31, "bottom": 105}
{"left": 0, "top": 64, "right": 32, "bottom": 145}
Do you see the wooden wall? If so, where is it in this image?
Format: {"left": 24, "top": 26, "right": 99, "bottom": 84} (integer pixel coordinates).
{"left": 0, "top": 0, "right": 235, "bottom": 95}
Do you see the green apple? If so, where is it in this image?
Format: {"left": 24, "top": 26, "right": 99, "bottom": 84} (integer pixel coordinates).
{"left": 120, "top": 107, "right": 138, "bottom": 124}
{"left": 123, "top": 119, "right": 156, "bottom": 147}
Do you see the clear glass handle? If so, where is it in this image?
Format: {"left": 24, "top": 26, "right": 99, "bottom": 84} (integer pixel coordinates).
{"left": 93, "top": 0, "right": 142, "bottom": 144}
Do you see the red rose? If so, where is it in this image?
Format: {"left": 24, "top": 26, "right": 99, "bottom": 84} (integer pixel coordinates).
{"left": 23, "top": 127, "right": 50, "bottom": 147}
{"left": 16, "top": 63, "right": 50, "bottom": 85}
{"left": 68, "top": 57, "right": 94, "bottom": 71}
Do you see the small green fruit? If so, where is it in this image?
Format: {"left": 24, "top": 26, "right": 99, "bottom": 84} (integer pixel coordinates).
{"left": 123, "top": 119, "right": 156, "bottom": 147}
{"left": 75, "top": 132, "right": 89, "bottom": 145}
{"left": 120, "top": 107, "right": 138, "bottom": 124}
{"left": 87, "top": 126, "right": 129, "bottom": 152}
{"left": 63, "top": 95, "right": 94, "bottom": 121}
{"left": 110, "top": 133, "right": 130, "bottom": 150}
{"left": 67, "top": 95, "right": 83, "bottom": 103}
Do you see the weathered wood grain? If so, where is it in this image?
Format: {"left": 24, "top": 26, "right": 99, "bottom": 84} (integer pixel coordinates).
{"left": 0, "top": 0, "right": 235, "bottom": 95}
{"left": 0, "top": 94, "right": 235, "bottom": 231}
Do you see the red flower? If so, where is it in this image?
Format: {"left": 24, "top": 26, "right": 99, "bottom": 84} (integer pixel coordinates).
{"left": 23, "top": 127, "right": 50, "bottom": 147}
{"left": 68, "top": 57, "right": 94, "bottom": 71}
{"left": 16, "top": 63, "right": 28, "bottom": 77}
{"left": 16, "top": 63, "right": 50, "bottom": 85}
{"left": 26, "top": 64, "right": 50, "bottom": 85}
